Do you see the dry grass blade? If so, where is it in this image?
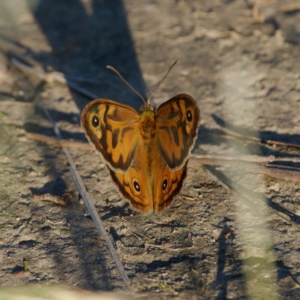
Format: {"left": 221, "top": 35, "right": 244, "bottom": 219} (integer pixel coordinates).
{"left": 191, "top": 154, "right": 300, "bottom": 182}
{"left": 40, "top": 104, "right": 132, "bottom": 291}
{"left": 191, "top": 153, "right": 300, "bottom": 164}
{"left": 33, "top": 193, "right": 70, "bottom": 206}
{"left": 215, "top": 121, "right": 300, "bottom": 149}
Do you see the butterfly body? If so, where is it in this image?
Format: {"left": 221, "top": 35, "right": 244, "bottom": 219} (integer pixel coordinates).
{"left": 81, "top": 94, "right": 200, "bottom": 213}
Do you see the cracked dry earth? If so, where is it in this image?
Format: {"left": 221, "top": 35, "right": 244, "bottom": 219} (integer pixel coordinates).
{"left": 1, "top": 0, "right": 300, "bottom": 299}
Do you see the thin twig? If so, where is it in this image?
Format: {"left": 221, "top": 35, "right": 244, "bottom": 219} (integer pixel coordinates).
{"left": 180, "top": 194, "right": 195, "bottom": 201}
{"left": 7, "top": 47, "right": 44, "bottom": 70}
{"left": 190, "top": 155, "right": 300, "bottom": 182}
{"left": 26, "top": 133, "right": 300, "bottom": 168}
{"left": 143, "top": 277, "right": 180, "bottom": 284}
{"left": 27, "top": 132, "right": 92, "bottom": 150}
{"left": 191, "top": 153, "right": 300, "bottom": 164}
{"left": 26, "top": 130, "right": 300, "bottom": 182}
{"left": 33, "top": 193, "right": 70, "bottom": 206}
{"left": 11, "top": 58, "right": 65, "bottom": 83}
{"left": 11, "top": 56, "right": 98, "bottom": 99}
{"left": 40, "top": 104, "right": 131, "bottom": 290}
{"left": 216, "top": 124, "right": 300, "bottom": 149}
{"left": 144, "top": 242, "right": 194, "bottom": 251}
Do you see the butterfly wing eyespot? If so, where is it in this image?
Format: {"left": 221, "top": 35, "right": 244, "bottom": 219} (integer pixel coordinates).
{"left": 156, "top": 93, "right": 200, "bottom": 170}
{"left": 132, "top": 178, "right": 141, "bottom": 194}
{"left": 81, "top": 99, "right": 141, "bottom": 172}
{"left": 92, "top": 115, "right": 99, "bottom": 127}
{"left": 162, "top": 177, "right": 168, "bottom": 192}
{"left": 186, "top": 110, "right": 193, "bottom": 123}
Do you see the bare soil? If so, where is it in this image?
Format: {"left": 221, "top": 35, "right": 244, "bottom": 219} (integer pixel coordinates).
{"left": 1, "top": 0, "right": 300, "bottom": 299}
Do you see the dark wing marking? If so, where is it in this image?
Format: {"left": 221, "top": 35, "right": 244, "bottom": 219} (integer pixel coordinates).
{"left": 156, "top": 94, "right": 200, "bottom": 170}
{"left": 81, "top": 99, "right": 140, "bottom": 172}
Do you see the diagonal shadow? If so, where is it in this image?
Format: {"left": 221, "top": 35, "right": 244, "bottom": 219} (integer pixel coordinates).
{"left": 20, "top": 0, "right": 148, "bottom": 290}
{"left": 214, "top": 224, "right": 245, "bottom": 299}
{"left": 31, "top": 0, "right": 146, "bottom": 111}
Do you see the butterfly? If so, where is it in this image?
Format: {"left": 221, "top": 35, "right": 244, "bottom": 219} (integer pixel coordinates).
{"left": 81, "top": 67, "right": 200, "bottom": 213}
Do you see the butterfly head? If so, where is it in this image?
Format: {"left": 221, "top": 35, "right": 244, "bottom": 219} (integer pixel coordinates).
{"left": 140, "top": 102, "right": 155, "bottom": 113}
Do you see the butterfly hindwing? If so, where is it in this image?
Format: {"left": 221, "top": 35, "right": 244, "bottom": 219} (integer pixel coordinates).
{"left": 109, "top": 150, "right": 187, "bottom": 213}
{"left": 108, "top": 145, "right": 153, "bottom": 212}
{"left": 153, "top": 160, "right": 188, "bottom": 212}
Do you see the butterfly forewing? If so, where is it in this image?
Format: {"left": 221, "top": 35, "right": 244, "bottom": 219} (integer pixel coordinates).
{"left": 81, "top": 99, "right": 140, "bottom": 172}
{"left": 155, "top": 94, "right": 200, "bottom": 170}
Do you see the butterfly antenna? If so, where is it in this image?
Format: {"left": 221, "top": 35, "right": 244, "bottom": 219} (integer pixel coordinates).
{"left": 147, "top": 60, "right": 179, "bottom": 104}
{"left": 107, "top": 65, "right": 146, "bottom": 104}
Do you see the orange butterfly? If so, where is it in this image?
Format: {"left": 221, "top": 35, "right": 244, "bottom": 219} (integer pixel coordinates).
{"left": 81, "top": 66, "right": 200, "bottom": 213}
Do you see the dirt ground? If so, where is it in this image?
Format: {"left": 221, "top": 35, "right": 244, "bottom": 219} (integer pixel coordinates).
{"left": 1, "top": 0, "right": 300, "bottom": 299}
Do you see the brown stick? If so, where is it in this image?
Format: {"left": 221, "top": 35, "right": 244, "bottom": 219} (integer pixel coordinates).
{"left": 27, "top": 132, "right": 92, "bottom": 150}
{"left": 217, "top": 125, "right": 300, "bottom": 149}
{"left": 190, "top": 156, "right": 300, "bottom": 182}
